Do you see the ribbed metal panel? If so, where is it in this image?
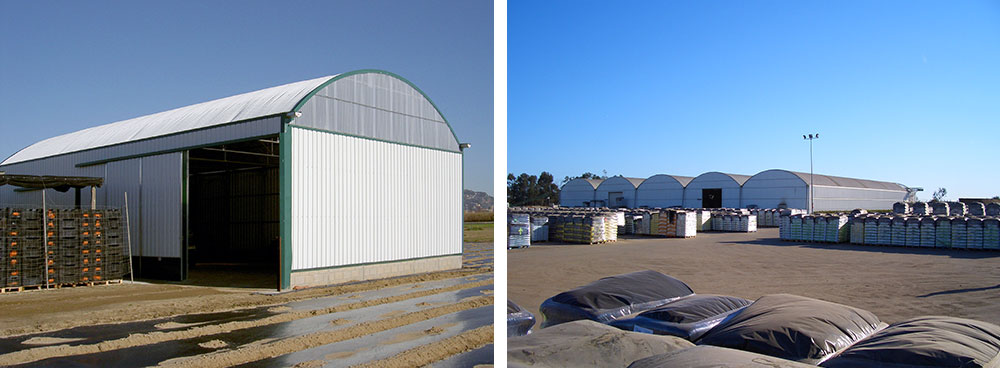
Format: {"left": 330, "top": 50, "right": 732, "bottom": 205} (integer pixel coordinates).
{"left": 294, "top": 72, "right": 459, "bottom": 153}
{"left": 105, "top": 159, "right": 142, "bottom": 255}
{"left": 741, "top": 169, "right": 809, "bottom": 209}
{"left": 290, "top": 127, "right": 461, "bottom": 271}
{"left": 683, "top": 172, "right": 745, "bottom": 208}
{"left": 812, "top": 186, "right": 906, "bottom": 212}
{"left": 636, "top": 175, "right": 686, "bottom": 208}
{"left": 559, "top": 179, "right": 599, "bottom": 207}
{"left": 139, "top": 153, "right": 182, "bottom": 258}
{"left": 594, "top": 177, "right": 641, "bottom": 208}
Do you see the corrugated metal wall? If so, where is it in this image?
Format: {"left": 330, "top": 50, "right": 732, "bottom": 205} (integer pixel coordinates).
{"left": 105, "top": 159, "right": 142, "bottom": 256}
{"left": 683, "top": 172, "right": 743, "bottom": 208}
{"left": 741, "top": 170, "right": 809, "bottom": 210}
{"left": 635, "top": 175, "right": 685, "bottom": 208}
{"left": 559, "top": 179, "right": 597, "bottom": 207}
{"left": 294, "top": 73, "right": 459, "bottom": 153}
{"left": 595, "top": 177, "right": 639, "bottom": 208}
{"left": 139, "top": 153, "right": 182, "bottom": 258}
{"left": 813, "top": 186, "right": 906, "bottom": 212}
{"left": 290, "top": 127, "right": 461, "bottom": 271}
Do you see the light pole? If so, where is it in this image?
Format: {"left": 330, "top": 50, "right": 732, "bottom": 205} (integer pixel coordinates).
{"left": 803, "top": 133, "right": 819, "bottom": 213}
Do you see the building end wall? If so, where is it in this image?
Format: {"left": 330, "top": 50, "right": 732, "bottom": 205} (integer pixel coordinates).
{"left": 289, "top": 255, "right": 462, "bottom": 289}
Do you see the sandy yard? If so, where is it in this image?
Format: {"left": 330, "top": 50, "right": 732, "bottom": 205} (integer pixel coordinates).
{"left": 508, "top": 228, "right": 1000, "bottom": 326}
{"left": 0, "top": 241, "right": 494, "bottom": 367}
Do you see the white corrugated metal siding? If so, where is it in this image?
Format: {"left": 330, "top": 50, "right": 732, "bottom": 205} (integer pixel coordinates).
{"left": 104, "top": 159, "right": 142, "bottom": 256}
{"left": 635, "top": 175, "right": 688, "bottom": 208}
{"left": 595, "top": 177, "right": 642, "bottom": 208}
{"left": 289, "top": 127, "right": 461, "bottom": 271}
{"left": 559, "top": 179, "right": 599, "bottom": 207}
{"left": 683, "top": 172, "right": 746, "bottom": 208}
{"left": 740, "top": 169, "right": 809, "bottom": 209}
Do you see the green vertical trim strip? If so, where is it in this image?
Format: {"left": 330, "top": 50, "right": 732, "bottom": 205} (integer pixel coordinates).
{"left": 181, "top": 151, "right": 189, "bottom": 280}
{"left": 279, "top": 120, "right": 293, "bottom": 290}
{"left": 461, "top": 150, "right": 465, "bottom": 254}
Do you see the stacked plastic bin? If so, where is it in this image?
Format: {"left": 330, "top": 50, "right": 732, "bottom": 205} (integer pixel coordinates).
{"left": 911, "top": 202, "right": 930, "bottom": 215}
{"left": 876, "top": 217, "right": 892, "bottom": 245}
{"left": 507, "top": 213, "right": 531, "bottom": 249}
{"left": 849, "top": 216, "right": 865, "bottom": 244}
{"left": 789, "top": 215, "right": 802, "bottom": 241}
{"left": 863, "top": 217, "right": 879, "bottom": 245}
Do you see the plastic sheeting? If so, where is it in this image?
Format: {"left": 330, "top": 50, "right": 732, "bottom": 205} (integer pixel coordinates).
{"left": 696, "top": 294, "right": 886, "bottom": 365}
{"left": 628, "top": 346, "right": 817, "bottom": 368}
{"left": 508, "top": 320, "right": 693, "bottom": 368}
{"left": 611, "top": 294, "right": 751, "bottom": 340}
{"left": 821, "top": 316, "right": 1000, "bottom": 368}
{"left": 539, "top": 270, "right": 694, "bottom": 327}
{"left": 507, "top": 300, "right": 536, "bottom": 337}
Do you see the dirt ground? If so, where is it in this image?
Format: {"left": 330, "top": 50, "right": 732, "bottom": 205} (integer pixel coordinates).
{"left": 508, "top": 228, "right": 1000, "bottom": 327}
{"left": 0, "top": 242, "right": 494, "bottom": 367}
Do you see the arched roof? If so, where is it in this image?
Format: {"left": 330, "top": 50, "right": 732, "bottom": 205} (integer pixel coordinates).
{"left": 751, "top": 169, "right": 905, "bottom": 191}
{"left": 596, "top": 176, "right": 645, "bottom": 190}
{"left": 689, "top": 171, "right": 751, "bottom": 186}
{"left": 638, "top": 174, "right": 694, "bottom": 188}
{"left": 562, "top": 178, "right": 603, "bottom": 190}
{"left": 2, "top": 70, "right": 459, "bottom": 165}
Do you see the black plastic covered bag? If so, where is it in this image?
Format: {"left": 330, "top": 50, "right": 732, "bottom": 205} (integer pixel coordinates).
{"left": 508, "top": 300, "right": 536, "bottom": 337}
{"left": 696, "top": 294, "right": 885, "bottom": 364}
{"left": 629, "top": 345, "right": 817, "bottom": 368}
{"left": 822, "top": 316, "right": 1000, "bottom": 368}
{"left": 539, "top": 270, "right": 694, "bottom": 327}
{"left": 611, "top": 294, "right": 751, "bottom": 340}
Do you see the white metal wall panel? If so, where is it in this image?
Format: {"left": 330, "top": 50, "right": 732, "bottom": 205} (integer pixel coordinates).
{"left": 595, "top": 177, "right": 640, "bottom": 208}
{"left": 683, "top": 172, "right": 744, "bottom": 208}
{"left": 559, "top": 179, "right": 598, "bottom": 207}
{"left": 290, "top": 127, "right": 461, "bottom": 271}
{"left": 635, "top": 175, "right": 686, "bottom": 208}
{"left": 741, "top": 170, "right": 809, "bottom": 209}
{"left": 139, "top": 153, "right": 183, "bottom": 258}
{"left": 294, "top": 73, "right": 460, "bottom": 153}
{"left": 813, "top": 186, "right": 906, "bottom": 212}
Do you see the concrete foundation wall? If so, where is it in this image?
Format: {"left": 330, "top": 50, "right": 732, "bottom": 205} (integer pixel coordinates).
{"left": 289, "top": 255, "right": 462, "bottom": 288}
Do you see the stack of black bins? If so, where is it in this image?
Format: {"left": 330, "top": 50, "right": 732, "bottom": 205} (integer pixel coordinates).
{"left": 1, "top": 208, "right": 127, "bottom": 288}
{"left": 55, "top": 209, "right": 81, "bottom": 284}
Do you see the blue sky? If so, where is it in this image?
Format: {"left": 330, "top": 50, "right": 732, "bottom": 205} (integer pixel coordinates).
{"left": 0, "top": 0, "right": 493, "bottom": 194}
{"left": 509, "top": 1, "right": 1000, "bottom": 200}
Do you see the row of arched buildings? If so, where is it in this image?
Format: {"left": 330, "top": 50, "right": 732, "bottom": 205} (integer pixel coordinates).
{"left": 560, "top": 169, "right": 914, "bottom": 212}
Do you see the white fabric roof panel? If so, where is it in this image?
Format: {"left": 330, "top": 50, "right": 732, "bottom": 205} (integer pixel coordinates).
{"left": 3, "top": 76, "right": 330, "bottom": 165}
{"left": 2, "top": 70, "right": 461, "bottom": 165}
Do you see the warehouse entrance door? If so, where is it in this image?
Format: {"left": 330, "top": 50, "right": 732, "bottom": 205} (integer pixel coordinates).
{"left": 185, "top": 137, "right": 280, "bottom": 289}
{"left": 702, "top": 188, "right": 722, "bottom": 208}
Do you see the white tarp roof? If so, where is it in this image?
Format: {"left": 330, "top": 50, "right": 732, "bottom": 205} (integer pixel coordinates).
{"left": 2, "top": 75, "right": 333, "bottom": 165}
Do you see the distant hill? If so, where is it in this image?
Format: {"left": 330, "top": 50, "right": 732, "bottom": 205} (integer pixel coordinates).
{"left": 464, "top": 189, "right": 494, "bottom": 212}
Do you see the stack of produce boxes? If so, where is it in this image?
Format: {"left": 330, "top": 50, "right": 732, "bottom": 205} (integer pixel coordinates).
{"left": 905, "top": 217, "right": 922, "bottom": 247}
{"left": 919, "top": 217, "right": 936, "bottom": 247}
{"left": 891, "top": 217, "right": 907, "bottom": 246}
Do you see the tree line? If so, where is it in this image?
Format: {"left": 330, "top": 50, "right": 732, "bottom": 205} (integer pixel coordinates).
{"left": 507, "top": 171, "right": 608, "bottom": 206}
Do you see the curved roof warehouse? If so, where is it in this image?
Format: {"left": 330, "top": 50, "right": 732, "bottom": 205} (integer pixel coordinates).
{"left": 0, "top": 70, "right": 464, "bottom": 290}
{"left": 561, "top": 169, "right": 907, "bottom": 212}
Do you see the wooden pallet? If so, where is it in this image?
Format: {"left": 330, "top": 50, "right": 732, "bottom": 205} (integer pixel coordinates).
{"left": 0, "top": 279, "right": 123, "bottom": 293}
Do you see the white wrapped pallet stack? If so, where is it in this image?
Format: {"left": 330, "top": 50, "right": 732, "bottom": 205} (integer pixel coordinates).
{"left": 987, "top": 203, "right": 1000, "bottom": 217}
{"left": 967, "top": 218, "right": 983, "bottom": 249}
{"left": 676, "top": 211, "right": 697, "bottom": 238}
{"left": 931, "top": 202, "right": 950, "bottom": 216}
{"left": 877, "top": 217, "right": 892, "bottom": 245}
{"left": 891, "top": 217, "right": 907, "bottom": 246}
{"left": 850, "top": 216, "right": 865, "bottom": 244}
{"left": 948, "top": 202, "right": 967, "bottom": 216}
{"left": 790, "top": 215, "right": 802, "bottom": 241}
{"left": 984, "top": 218, "right": 1000, "bottom": 250}
{"left": 967, "top": 202, "right": 986, "bottom": 217}
{"left": 802, "top": 215, "right": 814, "bottom": 242}
{"left": 919, "top": 217, "right": 936, "bottom": 247}
{"left": 827, "top": 215, "right": 848, "bottom": 243}
{"left": 951, "top": 217, "right": 967, "bottom": 249}
{"left": 911, "top": 202, "right": 930, "bottom": 215}
{"left": 893, "top": 202, "right": 911, "bottom": 215}
{"left": 813, "top": 216, "right": 827, "bottom": 242}
{"left": 905, "top": 217, "right": 921, "bottom": 247}
{"left": 864, "top": 217, "right": 879, "bottom": 244}
{"left": 935, "top": 217, "right": 952, "bottom": 248}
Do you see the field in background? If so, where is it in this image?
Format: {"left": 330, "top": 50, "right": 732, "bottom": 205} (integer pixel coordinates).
{"left": 464, "top": 222, "right": 494, "bottom": 243}
{"left": 464, "top": 211, "right": 493, "bottom": 222}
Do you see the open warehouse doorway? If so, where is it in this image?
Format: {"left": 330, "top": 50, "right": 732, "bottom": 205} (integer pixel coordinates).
{"left": 186, "top": 136, "right": 280, "bottom": 289}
